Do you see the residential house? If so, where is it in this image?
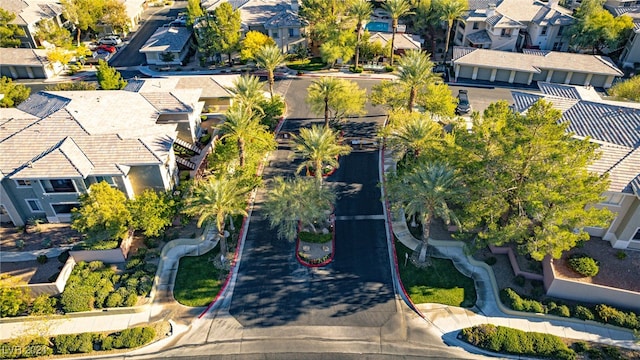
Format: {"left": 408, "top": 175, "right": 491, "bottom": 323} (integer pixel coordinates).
{"left": 604, "top": 1, "right": 640, "bottom": 68}
{"left": 4, "top": 0, "right": 68, "bottom": 48}
{"left": 511, "top": 82, "right": 640, "bottom": 250}
{"left": 202, "top": 0, "right": 307, "bottom": 54}
{"left": 454, "top": 0, "right": 574, "bottom": 52}
{"left": 0, "top": 47, "right": 62, "bottom": 79}
{"left": 139, "top": 26, "right": 193, "bottom": 65}
{"left": 452, "top": 46, "right": 624, "bottom": 88}
{"left": 368, "top": 32, "right": 423, "bottom": 55}
{"left": 0, "top": 88, "right": 204, "bottom": 227}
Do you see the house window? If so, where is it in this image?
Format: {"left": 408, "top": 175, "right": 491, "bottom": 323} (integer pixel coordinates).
{"left": 541, "top": 26, "right": 547, "bottom": 35}
{"left": 473, "top": 22, "right": 479, "bottom": 30}
{"left": 271, "top": 30, "right": 279, "bottom": 39}
{"left": 15, "top": 179, "right": 32, "bottom": 188}
{"left": 41, "top": 179, "right": 76, "bottom": 193}
{"left": 51, "top": 203, "right": 78, "bottom": 215}
{"left": 459, "top": 22, "right": 466, "bottom": 30}
{"left": 602, "top": 193, "right": 624, "bottom": 206}
{"left": 552, "top": 42, "right": 563, "bottom": 51}
{"left": 288, "top": 28, "right": 299, "bottom": 37}
{"left": 25, "top": 199, "right": 44, "bottom": 213}
{"left": 95, "top": 176, "right": 116, "bottom": 187}
{"left": 557, "top": 26, "right": 564, "bottom": 36}
{"left": 501, "top": 28, "right": 512, "bottom": 37}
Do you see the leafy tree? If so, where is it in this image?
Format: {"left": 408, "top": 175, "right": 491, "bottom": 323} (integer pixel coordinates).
{"left": 319, "top": 30, "right": 357, "bottom": 66}
{"left": 96, "top": 59, "right": 127, "bottom": 90}
{"left": 186, "top": 0, "right": 204, "bottom": 26}
{"left": 182, "top": 174, "right": 253, "bottom": 256}
{"left": 306, "top": 77, "right": 366, "bottom": 128}
{"left": 292, "top": 125, "right": 352, "bottom": 184}
{"left": 240, "top": 30, "right": 276, "bottom": 61}
{"left": 433, "top": 0, "right": 467, "bottom": 61}
{"left": 567, "top": 0, "right": 634, "bottom": 54}
{"left": 255, "top": 44, "right": 286, "bottom": 98}
{"left": 72, "top": 182, "right": 132, "bottom": 243}
{"left": 609, "top": 75, "right": 640, "bottom": 101}
{"left": 0, "top": 76, "right": 31, "bottom": 108}
{"left": 0, "top": 8, "right": 26, "bottom": 47}
{"left": 349, "top": 0, "right": 373, "bottom": 67}
{"left": 451, "top": 100, "right": 614, "bottom": 260}
{"left": 35, "top": 18, "right": 71, "bottom": 48}
{"left": 382, "top": 0, "right": 413, "bottom": 65}
{"left": 397, "top": 50, "right": 440, "bottom": 111}
{"left": 387, "top": 162, "right": 464, "bottom": 263}
{"left": 46, "top": 81, "right": 97, "bottom": 91}
{"left": 359, "top": 34, "right": 388, "bottom": 64}
{"left": 416, "top": 83, "right": 457, "bottom": 119}
{"left": 380, "top": 110, "right": 445, "bottom": 159}
{"left": 0, "top": 275, "right": 30, "bottom": 317}
{"left": 263, "top": 176, "right": 336, "bottom": 241}
{"left": 299, "top": 0, "right": 356, "bottom": 44}
{"left": 127, "top": 189, "right": 174, "bottom": 237}
{"left": 61, "top": 0, "right": 103, "bottom": 45}
{"left": 46, "top": 47, "right": 73, "bottom": 69}
{"left": 210, "top": 2, "right": 242, "bottom": 65}
{"left": 101, "top": 0, "right": 130, "bottom": 35}
{"left": 217, "top": 103, "right": 269, "bottom": 167}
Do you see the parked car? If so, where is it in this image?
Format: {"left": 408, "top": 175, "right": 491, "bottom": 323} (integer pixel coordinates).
{"left": 455, "top": 89, "right": 471, "bottom": 115}
{"left": 97, "top": 44, "right": 117, "bottom": 53}
{"left": 98, "top": 36, "right": 122, "bottom": 46}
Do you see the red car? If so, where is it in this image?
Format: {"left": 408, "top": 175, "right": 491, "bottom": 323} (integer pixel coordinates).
{"left": 97, "top": 44, "right": 116, "bottom": 53}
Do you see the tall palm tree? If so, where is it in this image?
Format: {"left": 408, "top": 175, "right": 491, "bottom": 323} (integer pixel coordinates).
{"left": 182, "top": 174, "right": 252, "bottom": 257}
{"left": 349, "top": 0, "right": 373, "bottom": 67}
{"left": 382, "top": 110, "right": 443, "bottom": 158}
{"left": 397, "top": 50, "right": 440, "bottom": 111}
{"left": 217, "top": 104, "right": 266, "bottom": 167}
{"left": 254, "top": 44, "right": 286, "bottom": 99}
{"left": 387, "top": 162, "right": 464, "bottom": 263}
{"left": 263, "top": 176, "right": 336, "bottom": 242}
{"left": 292, "top": 125, "right": 352, "bottom": 184}
{"left": 382, "top": 0, "right": 413, "bottom": 66}
{"left": 437, "top": 0, "right": 467, "bottom": 62}
{"left": 229, "top": 75, "right": 265, "bottom": 112}
{"left": 306, "top": 77, "right": 345, "bottom": 128}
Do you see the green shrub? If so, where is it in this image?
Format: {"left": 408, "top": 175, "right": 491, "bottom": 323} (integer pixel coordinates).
{"left": 124, "top": 292, "right": 138, "bottom": 307}
{"left": 53, "top": 333, "right": 95, "bottom": 354}
{"left": 595, "top": 304, "right": 639, "bottom": 329}
{"left": 105, "top": 326, "right": 156, "bottom": 349}
{"left": 484, "top": 256, "right": 497, "bottom": 266}
{"left": 349, "top": 65, "right": 363, "bottom": 73}
{"left": 514, "top": 275, "right": 526, "bottom": 287}
{"left": 105, "top": 292, "right": 123, "bottom": 308}
{"left": 1, "top": 336, "right": 53, "bottom": 358}
{"left": 500, "top": 288, "right": 544, "bottom": 313}
{"left": 36, "top": 255, "right": 48, "bottom": 264}
{"left": 616, "top": 250, "right": 627, "bottom": 260}
{"left": 60, "top": 284, "right": 94, "bottom": 312}
{"left": 549, "top": 304, "right": 571, "bottom": 318}
{"left": 126, "top": 258, "right": 143, "bottom": 270}
{"left": 602, "top": 345, "right": 623, "bottom": 359}
{"left": 384, "top": 65, "right": 394, "bottom": 72}
{"left": 30, "top": 294, "right": 57, "bottom": 315}
{"left": 574, "top": 305, "right": 595, "bottom": 321}
{"left": 568, "top": 255, "right": 599, "bottom": 277}
{"left": 572, "top": 341, "right": 589, "bottom": 353}
{"left": 299, "top": 231, "right": 331, "bottom": 243}
{"left": 143, "top": 237, "right": 159, "bottom": 248}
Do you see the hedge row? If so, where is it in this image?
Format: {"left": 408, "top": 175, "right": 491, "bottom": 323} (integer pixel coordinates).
{"left": 459, "top": 324, "right": 575, "bottom": 360}
{"left": 501, "top": 288, "right": 640, "bottom": 330}
{"left": 0, "top": 326, "right": 156, "bottom": 359}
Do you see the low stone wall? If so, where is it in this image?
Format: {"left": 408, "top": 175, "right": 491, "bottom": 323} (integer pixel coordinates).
{"left": 15, "top": 257, "right": 76, "bottom": 297}
{"left": 69, "top": 248, "right": 125, "bottom": 263}
{"left": 544, "top": 258, "right": 640, "bottom": 312}
{"left": 489, "top": 245, "right": 543, "bottom": 281}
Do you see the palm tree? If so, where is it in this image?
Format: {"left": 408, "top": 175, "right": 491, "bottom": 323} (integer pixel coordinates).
{"left": 349, "top": 0, "right": 373, "bottom": 67}
{"left": 382, "top": 0, "right": 413, "bottom": 66}
{"left": 387, "top": 162, "right": 464, "bottom": 263}
{"left": 306, "top": 77, "right": 345, "bottom": 128}
{"left": 292, "top": 125, "right": 352, "bottom": 184}
{"left": 229, "top": 75, "right": 266, "bottom": 112}
{"left": 182, "top": 174, "right": 252, "bottom": 257}
{"left": 254, "top": 44, "right": 286, "bottom": 99}
{"left": 398, "top": 50, "right": 440, "bottom": 111}
{"left": 263, "top": 176, "right": 336, "bottom": 242}
{"left": 217, "top": 103, "right": 267, "bottom": 167}
{"left": 382, "top": 110, "right": 443, "bottom": 158}
{"left": 437, "top": 0, "right": 467, "bottom": 62}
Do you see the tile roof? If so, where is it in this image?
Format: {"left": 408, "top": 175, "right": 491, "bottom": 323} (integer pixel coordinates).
{"left": 17, "top": 92, "right": 70, "bottom": 119}
{"left": 562, "top": 101, "right": 640, "bottom": 148}
{"left": 264, "top": 9, "right": 306, "bottom": 28}
{"left": 466, "top": 30, "right": 492, "bottom": 44}
{"left": 486, "top": 14, "right": 525, "bottom": 28}
{"left": 369, "top": 32, "right": 422, "bottom": 50}
{"left": 139, "top": 27, "right": 192, "bottom": 53}
{"left": 496, "top": 0, "right": 572, "bottom": 23}
{"left": 5, "top": 0, "right": 63, "bottom": 26}
{"left": 467, "top": 0, "right": 501, "bottom": 10}
{"left": 141, "top": 92, "right": 193, "bottom": 113}
{"left": 0, "top": 48, "right": 49, "bottom": 66}
{"left": 538, "top": 82, "right": 581, "bottom": 99}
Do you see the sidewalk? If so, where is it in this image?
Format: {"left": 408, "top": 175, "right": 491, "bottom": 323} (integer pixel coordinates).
{"left": 383, "top": 148, "right": 640, "bottom": 351}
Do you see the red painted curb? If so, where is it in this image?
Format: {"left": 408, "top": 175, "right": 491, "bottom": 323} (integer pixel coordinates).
{"left": 296, "top": 209, "right": 336, "bottom": 268}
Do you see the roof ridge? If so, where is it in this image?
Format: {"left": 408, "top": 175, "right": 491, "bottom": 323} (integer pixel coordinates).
{"left": 604, "top": 146, "right": 640, "bottom": 179}
{"left": 8, "top": 136, "right": 68, "bottom": 177}
{"left": 0, "top": 117, "right": 46, "bottom": 144}
{"left": 58, "top": 137, "right": 94, "bottom": 178}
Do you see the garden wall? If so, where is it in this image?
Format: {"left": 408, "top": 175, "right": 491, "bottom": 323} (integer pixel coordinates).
{"left": 17, "top": 257, "right": 77, "bottom": 297}
{"left": 489, "top": 245, "right": 543, "bottom": 281}
{"left": 543, "top": 257, "right": 640, "bottom": 312}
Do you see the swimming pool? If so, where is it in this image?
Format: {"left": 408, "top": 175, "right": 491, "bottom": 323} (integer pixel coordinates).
{"left": 365, "top": 21, "right": 389, "bottom": 32}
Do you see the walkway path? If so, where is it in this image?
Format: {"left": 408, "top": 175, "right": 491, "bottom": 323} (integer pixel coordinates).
{"left": 383, "top": 147, "right": 640, "bottom": 352}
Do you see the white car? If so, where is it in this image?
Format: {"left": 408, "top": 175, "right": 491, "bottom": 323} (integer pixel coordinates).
{"left": 98, "top": 36, "right": 122, "bottom": 46}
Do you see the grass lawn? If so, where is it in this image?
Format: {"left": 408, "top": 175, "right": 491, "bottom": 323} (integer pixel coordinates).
{"left": 173, "top": 249, "right": 225, "bottom": 307}
{"left": 395, "top": 240, "right": 477, "bottom": 308}
{"left": 286, "top": 57, "right": 327, "bottom": 71}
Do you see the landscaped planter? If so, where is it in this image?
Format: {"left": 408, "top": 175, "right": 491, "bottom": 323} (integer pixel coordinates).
{"left": 295, "top": 215, "right": 335, "bottom": 267}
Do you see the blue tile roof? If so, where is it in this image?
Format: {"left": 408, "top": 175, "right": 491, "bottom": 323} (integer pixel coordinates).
{"left": 538, "top": 82, "right": 581, "bottom": 99}
{"left": 562, "top": 101, "right": 640, "bottom": 148}
{"left": 511, "top": 91, "right": 542, "bottom": 113}
{"left": 16, "top": 92, "right": 70, "bottom": 119}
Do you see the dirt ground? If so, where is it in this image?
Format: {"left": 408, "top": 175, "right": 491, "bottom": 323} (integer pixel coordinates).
{"left": 0, "top": 223, "right": 82, "bottom": 252}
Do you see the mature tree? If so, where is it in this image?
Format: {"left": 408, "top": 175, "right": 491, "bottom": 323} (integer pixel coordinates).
{"left": 61, "top": 0, "right": 104, "bottom": 45}
{"left": 127, "top": 189, "right": 175, "bottom": 237}
{"left": 433, "top": 0, "right": 467, "bottom": 61}
{"left": 186, "top": 0, "right": 204, "bottom": 26}
{"left": 0, "top": 8, "right": 26, "bottom": 47}
{"left": 240, "top": 31, "right": 276, "bottom": 61}
{"left": 306, "top": 77, "right": 366, "bottom": 128}
{"left": 255, "top": 44, "right": 285, "bottom": 98}
{"left": 349, "top": 0, "right": 373, "bottom": 67}
{"left": 382, "top": 0, "right": 413, "bottom": 65}
{"left": 567, "top": 0, "right": 633, "bottom": 54}
{"left": 387, "top": 162, "right": 464, "bottom": 263}
{"left": 372, "top": 80, "right": 456, "bottom": 118}
{"left": 397, "top": 50, "right": 440, "bottom": 111}
{"left": 96, "top": 59, "right": 127, "bottom": 90}
{"left": 46, "top": 47, "right": 73, "bottom": 69}
{"left": 359, "top": 34, "right": 388, "bottom": 64}
{"left": 46, "top": 81, "right": 98, "bottom": 91}
{"left": 0, "top": 77, "right": 30, "bottom": 108}
{"left": 411, "top": 0, "right": 441, "bottom": 55}
{"left": 210, "top": 2, "right": 242, "bottom": 65}
{"left": 609, "top": 75, "right": 640, "bottom": 101}
{"left": 319, "top": 30, "right": 357, "bottom": 66}
{"left": 451, "top": 100, "right": 613, "bottom": 260}
{"left": 380, "top": 110, "right": 445, "bottom": 159}
{"left": 35, "top": 19, "right": 71, "bottom": 48}
{"left": 228, "top": 74, "right": 266, "bottom": 112}
{"left": 71, "top": 182, "right": 131, "bottom": 243}
{"left": 263, "top": 177, "right": 336, "bottom": 242}
{"left": 217, "top": 103, "right": 268, "bottom": 167}
{"left": 182, "top": 174, "right": 252, "bottom": 257}
{"left": 292, "top": 125, "right": 352, "bottom": 184}
{"left": 299, "top": 0, "right": 355, "bottom": 44}
{"left": 101, "top": 0, "right": 129, "bottom": 34}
